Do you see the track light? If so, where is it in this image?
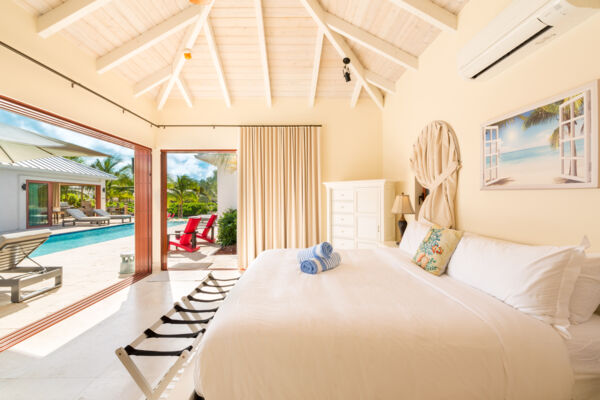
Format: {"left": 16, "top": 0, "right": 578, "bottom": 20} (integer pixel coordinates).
{"left": 342, "top": 57, "right": 351, "bottom": 83}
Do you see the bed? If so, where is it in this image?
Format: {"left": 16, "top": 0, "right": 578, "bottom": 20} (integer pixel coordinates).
{"left": 194, "top": 247, "right": 579, "bottom": 400}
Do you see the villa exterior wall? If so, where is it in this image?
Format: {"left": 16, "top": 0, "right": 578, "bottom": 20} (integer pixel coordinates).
{"left": 217, "top": 168, "right": 237, "bottom": 216}
{"left": 0, "top": 167, "right": 106, "bottom": 232}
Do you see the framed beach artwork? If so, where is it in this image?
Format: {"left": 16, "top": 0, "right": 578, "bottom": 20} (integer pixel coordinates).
{"left": 481, "top": 81, "right": 599, "bottom": 190}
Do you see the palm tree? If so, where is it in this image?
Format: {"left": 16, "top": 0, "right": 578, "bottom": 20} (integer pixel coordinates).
{"left": 90, "top": 156, "right": 134, "bottom": 201}
{"left": 167, "top": 175, "right": 196, "bottom": 218}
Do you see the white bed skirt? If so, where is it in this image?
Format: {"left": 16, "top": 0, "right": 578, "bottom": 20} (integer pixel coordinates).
{"left": 195, "top": 248, "right": 574, "bottom": 399}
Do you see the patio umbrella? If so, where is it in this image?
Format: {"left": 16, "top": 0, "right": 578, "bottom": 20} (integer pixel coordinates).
{"left": 0, "top": 122, "right": 108, "bottom": 163}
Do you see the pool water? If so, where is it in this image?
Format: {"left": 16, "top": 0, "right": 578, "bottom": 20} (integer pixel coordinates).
{"left": 31, "top": 221, "right": 185, "bottom": 257}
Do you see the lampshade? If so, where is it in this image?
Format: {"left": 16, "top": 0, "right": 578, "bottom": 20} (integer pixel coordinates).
{"left": 391, "top": 193, "right": 414, "bottom": 215}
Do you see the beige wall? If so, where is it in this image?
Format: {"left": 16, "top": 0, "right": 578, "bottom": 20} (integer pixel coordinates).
{"left": 382, "top": 0, "right": 600, "bottom": 250}
{"left": 153, "top": 99, "right": 382, "bottom": 267}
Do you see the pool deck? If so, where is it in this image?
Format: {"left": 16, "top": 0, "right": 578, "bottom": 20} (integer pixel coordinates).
{"left": 0, "top": 218, "right": 138, "bottom": 236}
{"left": 0, "top": 221, "right": 237, "bottom": 339}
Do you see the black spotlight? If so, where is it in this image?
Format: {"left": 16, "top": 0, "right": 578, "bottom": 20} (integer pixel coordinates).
{"left": 342, "top": 57, "right": 351, "bottom": 82}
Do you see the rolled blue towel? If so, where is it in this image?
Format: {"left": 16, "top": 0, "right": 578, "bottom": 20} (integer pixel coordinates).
{"left": 300, "top": 252, "right": 341, "bottom": 274}
{"left": 297, "top": 242, "right": 333, "bottom": 263}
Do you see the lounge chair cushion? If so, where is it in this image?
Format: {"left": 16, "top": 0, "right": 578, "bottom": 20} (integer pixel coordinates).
{"left": 67, "top": 209, "right": 108, "bottom": 221}
{"left": 0, "top": 229, "right": 51, "bottom": 250}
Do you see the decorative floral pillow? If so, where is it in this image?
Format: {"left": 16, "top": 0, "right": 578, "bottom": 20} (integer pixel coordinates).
{"left": 413, "top": 226, "right": 463, "bottom": 276}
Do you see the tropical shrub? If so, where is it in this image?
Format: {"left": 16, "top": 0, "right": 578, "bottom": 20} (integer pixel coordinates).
{"left": 167, "top": 202, "right": 217, "bottom": 217}
{"left": 217, "top": 209, "right": 237, "bottom": 247}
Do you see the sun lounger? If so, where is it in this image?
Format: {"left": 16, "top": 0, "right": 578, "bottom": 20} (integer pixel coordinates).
{"left": 63, "top": 208, "right": 110, "bottom": 226}
{"left": 0, "top": 230, "right": 62, "bottom": 303}
{"left": 93, "top": 208, "right": 132, "bottom": 223}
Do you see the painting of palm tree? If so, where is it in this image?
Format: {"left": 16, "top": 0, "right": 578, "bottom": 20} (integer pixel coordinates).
{"left": 482, "top": 82, "right": 598, "bottom": 189}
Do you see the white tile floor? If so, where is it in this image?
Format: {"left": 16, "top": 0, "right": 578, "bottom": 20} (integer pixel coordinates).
{"left": 0, "top": 269, "right": 239, "bottom": 400}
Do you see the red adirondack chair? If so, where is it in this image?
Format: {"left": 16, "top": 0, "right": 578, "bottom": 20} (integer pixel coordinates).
{"left": 168, "top": 217, "right": 201, "bottom": 252}
{"left": 196, "top": 214, "right": 218, "bottom": 244}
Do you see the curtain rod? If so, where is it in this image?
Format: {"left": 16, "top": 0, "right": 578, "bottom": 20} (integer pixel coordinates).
{"left": 159, "top": 124, "right": 322, "bottom": 128}
{"left": 0, "top": 41, "right": 323, "bottom": 131}
{"left": 0, "top": 41, "right": 159, "bottom": 128}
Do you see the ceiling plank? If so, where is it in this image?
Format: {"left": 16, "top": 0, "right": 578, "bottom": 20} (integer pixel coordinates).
{"left": 387, "top": 0, "right": 457, "bottom": 31}
{"left": 204, "top": 19, "right": 231, "bottom": 108}
{"left": 299, "top": 0, "right": 384, "bottom": 109}
{"left": 350, "top": 82, "right": 361, "bottom": 108}
{"left": 133, "top": 66, "right": 171, "bottom": 98}
{"left": 325, "top": 13, "right": 418, "bottom": 70}
{"left": 309, "top": 30, "right": 324, "bottom": 107}
{"left": 176, "top": 78, "right": 193, "bottom": 108}
{"left": 254, "top": 0, "right": 272, "bottom": 107}
{"left": 157, "top": 2, "right": 214, "bottom": 110}
{"left": 365, "top": 71, "right": 396, "bottom": 94}
{"left": 96, "top": 5, "right": 205, "bottom": 74}
{"left": 38, "top": 0, "right": 113, "bottom": 38}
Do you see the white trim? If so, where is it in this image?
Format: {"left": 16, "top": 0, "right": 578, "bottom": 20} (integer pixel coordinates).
{"left": 254, "top": 0, "right": 272, "bottom": 108}
{"left": 481, "top": 80, "right": 599, "bottom": 190}
{"left": 96, "top": 5, "right": 205, "bottom": 74}
{"left": 387, "top": 0, "right": 457, "bottom": 32}
{"left": 309, "top": 30, "right": 324, "bottom": 108}
{"left": 325, "top": 12, "right": 418, "bottom": 70}
{"left": 37, "top": 0, "right": 113, "bottom": 38}
{"left": 204, "top": 19, "right": 231, "bottom": 108}
{"left": 299, "top": 0, "right": 384, "bottom": 109}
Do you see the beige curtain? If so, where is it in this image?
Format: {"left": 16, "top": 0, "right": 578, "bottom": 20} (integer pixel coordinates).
{"left": 238, "top": 126, "right": 321, "bottom": 267}
{"left": 410, "top": 121, "right": 460, "bottom": 228}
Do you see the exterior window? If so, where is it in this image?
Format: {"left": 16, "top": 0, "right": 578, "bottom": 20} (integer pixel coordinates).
{"left": 559, "top": 93, "right": 589, "bottom": 182}
{"left": 483, "top": 126, "right": 500, "bottom": 184}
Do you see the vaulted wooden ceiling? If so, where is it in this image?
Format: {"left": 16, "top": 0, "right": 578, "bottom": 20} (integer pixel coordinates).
{"left": 13, "top": 0, "right": 468, "bottom": 109}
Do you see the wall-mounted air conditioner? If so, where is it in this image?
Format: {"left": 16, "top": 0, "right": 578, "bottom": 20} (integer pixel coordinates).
{"left": 458, "top": 0, "right": 600, "bottom": 80}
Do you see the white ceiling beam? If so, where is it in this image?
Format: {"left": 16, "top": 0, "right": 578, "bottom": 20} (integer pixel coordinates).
{"left": 325, "top": 13, "right": 418, "bottom": 70}
{"left": 133, "top": 66, "right": 171, "bottom": 98}
{"left": 309, "top": 30, "right": 324, "bottom": 107}
{"left": 204, "top": 19, "right": 231, "bottom": 108}
{"left": 387, "top": 0, "right": 457, "bottom": 31}
{"left": 365, "top": 71, "right": 396, "bottom": 94}
{"left": 350, "top": 82, "right": 361, "bottom": 108}
{"left": 176, "top": 78, "right": 193, "bottom": 108}
{"left": 96, "top": 5, "right": 205, "bottom": 74}
{"left": 254, "top": 0, "right": 272, "bottom": 107}
{"left": 299, "top": 0, "right": 384, "bottom": 109}
{"left": 37, "top": 0, "right": 113, "bottom": 38}
{"left": 157, "top": 2, "right": 214, "bottom": 110}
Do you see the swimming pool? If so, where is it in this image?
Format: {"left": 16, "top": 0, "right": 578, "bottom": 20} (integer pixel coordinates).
{"left": 31, "top": 221, "right": 186, "bottom": 257}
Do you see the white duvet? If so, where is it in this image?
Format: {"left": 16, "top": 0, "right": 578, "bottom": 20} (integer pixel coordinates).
{"left": 195, "top": 248, "right": 574, "bottom": 400}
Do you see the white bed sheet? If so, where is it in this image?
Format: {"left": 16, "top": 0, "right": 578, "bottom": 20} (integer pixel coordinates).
{"left": 566, "top": 314, "right": 600, "bottom": 377}
{"left": 195, "top": 248, "right": 573, "bottom": 400}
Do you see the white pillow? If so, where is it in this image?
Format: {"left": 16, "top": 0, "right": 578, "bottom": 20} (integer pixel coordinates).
{"left": 569, "top": 254, "right": 600, "bottom": 324}
{"left": 399, "top": 219, "right": 432, "bottom": 255}
{"left": 446, "top": 232, "right": 584, "bottom": 335}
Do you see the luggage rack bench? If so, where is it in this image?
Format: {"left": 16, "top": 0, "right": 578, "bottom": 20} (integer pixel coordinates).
{"left": 115, "top": 272, "right": 240, "bottom": 400}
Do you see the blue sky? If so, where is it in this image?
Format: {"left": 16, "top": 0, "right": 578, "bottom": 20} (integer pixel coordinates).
{"left": 498, "top": 110, "right": 558, "bottom": 153}
{"left": 0, "top": 109, "right": 214, "bottom": 180}
{"left": 167, "top": 153, "right": 216, "bottom": 180}
{"left": 0, "top": 109, "right": 134, "bottom": 168}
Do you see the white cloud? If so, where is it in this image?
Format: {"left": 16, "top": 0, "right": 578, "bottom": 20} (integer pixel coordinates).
{"left": 167, "top": 153, "right": 216, "bottom": 180}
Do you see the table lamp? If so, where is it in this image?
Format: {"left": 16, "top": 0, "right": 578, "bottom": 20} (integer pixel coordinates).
{"left": 391, "top": 193, "right": 414, "bottom": 238}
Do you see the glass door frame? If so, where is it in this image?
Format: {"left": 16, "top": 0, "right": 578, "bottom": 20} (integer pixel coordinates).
{"left": 26, "top": 180, "right": 53, "bottom": 229}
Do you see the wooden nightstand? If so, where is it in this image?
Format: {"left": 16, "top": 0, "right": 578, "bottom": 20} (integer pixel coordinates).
{"left": 378, "top": 241, "right": 399, "bottom": 248}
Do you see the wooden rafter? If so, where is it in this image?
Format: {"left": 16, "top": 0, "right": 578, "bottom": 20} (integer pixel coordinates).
{"left": 388, "top": 0, "right": 457, "bottom": 31}
{"left": 175, "top": 78, "right": 193, "bottom": 108}
{"left": 204, "top": 19, "right": 231, "bottom": 108}
{"left": 133, "top": 66, "right": 171, "bottom": 98}
{"left": 96, "top": 5, "right": 205, "bottom": 74}
{"left": 37, "top": 0, "right": 113, "bottom": 38}
{"left": 350, "top": 82, "right": 361, "bottom": 108}
{"left": 299, "top": 0, "right": 384, "bottom": 109}
{"left": 325, "top": 13, "right": 418, "bottom": 70}
{"left": 365, "top": 71, "right": 396, "bottom": 94}
{"left": 309, "top": 30, "right": 324, "bottom": 107}
{"left": 157, "top": 1, "right": 214, "bottom": 110}
{"left": 254, "top": 0, "right": 272, "bottom": 107}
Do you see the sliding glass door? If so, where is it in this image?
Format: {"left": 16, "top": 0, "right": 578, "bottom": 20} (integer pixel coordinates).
{"left": 27, "top": 181, "right": 51, "bottom": 228}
